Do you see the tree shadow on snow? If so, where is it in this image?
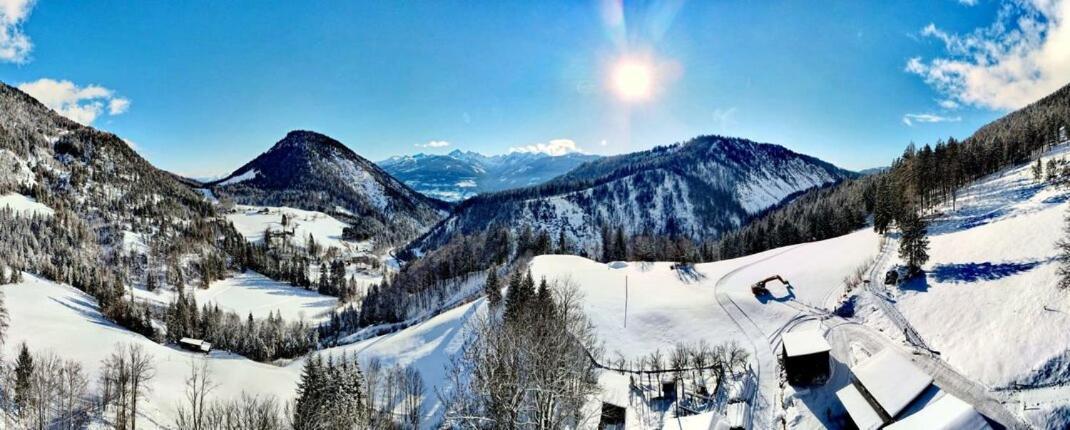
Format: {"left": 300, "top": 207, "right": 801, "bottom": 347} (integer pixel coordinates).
{"left": 929, "top": 259, "right": 1052, "bottom": 284}
{"left": 673, "top": 264, "right": 706, "bottom": 283}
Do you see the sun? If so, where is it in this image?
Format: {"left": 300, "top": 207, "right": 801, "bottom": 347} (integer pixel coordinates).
{"left": 611, "top": 59, "right": 654, "bottom": 102}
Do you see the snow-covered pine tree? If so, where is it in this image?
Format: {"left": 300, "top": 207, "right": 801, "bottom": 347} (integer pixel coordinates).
{"left": 484, "top": 265, "right": 502, "bottom": 307}
{"left": 898, "top": 211, "right": 930, "bottom": 275}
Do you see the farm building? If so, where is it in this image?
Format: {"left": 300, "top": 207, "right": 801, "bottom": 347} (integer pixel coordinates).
{"left": 836, "top": 349, "right": 990, "bottom": 429}
{"left": 179, "top": 337, "right": 212, "bottom": 354}
{"left": 886, "top": 393, "right": 991, "bottom": 429}
{"left": 598, "top": 402, "right": 626, "bottom": 430}
{"left": 781, "top": 329, "right": 831, "bottom": 385}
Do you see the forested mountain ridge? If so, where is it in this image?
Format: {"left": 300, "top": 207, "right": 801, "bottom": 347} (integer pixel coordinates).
{"left": 713, "top": 80, "right": 1070, "bottom": 260}
{"left": 210, "top": 130, "right": 451, "bottom": 247}
{"left": 0, "top": 81, "right": 247, "bottom": 335}
{"left": 405, "top": 135, "right": 855, "bottom": 258}
{"left": 378, "top": 149, "right": 601, "bottom": 201}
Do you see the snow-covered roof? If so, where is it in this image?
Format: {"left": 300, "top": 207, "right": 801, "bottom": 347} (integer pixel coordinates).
{"left": 726, "top": 402, "right": 750, "bottom": 428}
{"left": 853, "top": 349, "right": 932, "bottom": 418}
{"left": 179, "top": 338, "right": 212, "bottom": 352}
{"left": 781, "top": 329, "right": 831, "bottom": 357}
{"left": 887, "top": 393, "right": 991, "bottom": 430}
{"left": 836, "top": 385, "right": 884, "bottom": 430}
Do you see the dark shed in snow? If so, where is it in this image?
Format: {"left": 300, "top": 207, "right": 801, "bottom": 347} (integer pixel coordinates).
{"left": 781, "top": 329, "right": 831, "bottom": 386}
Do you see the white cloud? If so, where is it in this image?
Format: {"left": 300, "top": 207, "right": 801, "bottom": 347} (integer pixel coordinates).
{"left": 108, "top": 97, "right": 130, "bottom": 115}
{"left": 415, "top": 140, "right": 450, "bottom": 149}
{"left": 0, "top": 0, "right": 35, "bottom": 63}
{"left": 902, "top": 113, "right": 963, "bottom": 126}
{"left": 509, "top": 139, "right": 585, "bottom": 156}
{"left": 937, "top": 99, "right": 961, "bottom": 109}
{"left": 712, "top": 107, "right": 738, "bottom": 132}
{"left": 16, "top": 79, "right": 131, "bottom": 125}
{"left": 958, "top": 0, "right": 979, "bottom": 6}
{"left": 907, "top": 0, "right": 1070, "bottom": 110}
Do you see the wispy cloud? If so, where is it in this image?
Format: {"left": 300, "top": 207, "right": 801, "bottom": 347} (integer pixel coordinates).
{"left": 415, "top": 140, "right": 450, "bottom": 149}
{"left": 0, "top": 0, "right": 35, "bottom": 63}
{"left": 902, "top": 113, "right": 962, "bottom": 126}
{"left": 906, "top": 0, "right": 1070, "bottom": 110}
{"left": 712, "top": 107, "right": 738, "bottom": 133}
{"left": 17, "top": 78, "right": 131, "bottom": 125}
{"left": 509, "top": 139, "right": 584, "bottom": 156}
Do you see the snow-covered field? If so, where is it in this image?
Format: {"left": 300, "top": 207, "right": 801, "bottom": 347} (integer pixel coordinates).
{"left": 1, "top": 275, "right": 299, "bottom": 427}
{"left": 0, "top": 192, "right": 54, "bottom": 217}
{"left": 879, "top": 144, "right": 1070, "bottom": 426}
{"left": 226, "top": 205, "right": 360, "bottom": 251}
{"left": 131, "top": 271, "right": 338, "bottom": 323}
{"left": 2, "top": 272, "right": 479, "bottom": 428}
{"left": 10, "top": 145, "right": 1070, "bottom": 428}
{"left": 529, "top": 229, "right": 881, "bottom": 428}
{"left": 195, "top": 271, "right": 338, "bottom": 322}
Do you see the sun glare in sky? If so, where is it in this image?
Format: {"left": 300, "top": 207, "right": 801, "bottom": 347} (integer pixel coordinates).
{"left": 611, "top": 58, "right": 655, "bottom": 102}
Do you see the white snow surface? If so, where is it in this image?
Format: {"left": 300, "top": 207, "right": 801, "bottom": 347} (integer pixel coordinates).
{"left": 781, "top": 329, "right": 831, "bottom": 357}
{"left": 886, "top": 144, "right": 1070, "bottom": 392}
{"left": 226, "top": 205, "right": 362, "bottom": 252}
{"left": 130, "top": 271, "right": 337, "bottom": 323}
{"left": 886, "top": 393, "right": 991, "bottom": 430}
{"left": 836, "top": 385, "right": 884, "bottom": 430}
{"left": 0, "top": 192, "right": 53, "bottom": 217}
{"left": 853, "top": 349, "right": 933, "bottom": 418}
{"left": 218, "top": 169, "right": 259, "bottom": 185}
{"left": 1, "top": 275, "right": 299, "bottom": 427}
{"left": 196, "top": 271, "right": 338, "bottom": 322}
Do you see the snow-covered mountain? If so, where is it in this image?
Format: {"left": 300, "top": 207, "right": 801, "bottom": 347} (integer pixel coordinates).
{"left": 210, "top": 130, "right": 450, "bottom": 247}
{"left": 0, "top": 81, "right": 227, "bottom": 288}
{"left": 378, "top": 149, "right": 600, "bottom": 201}
{"left": 408, "top": 135, "right": 855, "bottom": 256}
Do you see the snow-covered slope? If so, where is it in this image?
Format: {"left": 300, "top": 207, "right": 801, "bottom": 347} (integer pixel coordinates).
{"left": 873, "top": 143, "right": 1070, "bottom": 427}
{"left": 130, "top": 270, "right": 339, "bottom": 323}
{"left": 1, "top": 275, "right": 300, "bottom": 427}
{"left": 210, "top": 130, "right": 450, "bottom": 248}
{"left": 2, "top": 271, "right": 481, "bottom": 428}
{"left": 528, "top": 230, "right": 881, "bottom": 428}
{"left": 379, "top": 150, "right": 601, "bottom": 201}
{"left": 0, "top": 192, "right": 53, "bottom": 217}
{"left": 411, "top": 135, "right": 854, "bottom": 256}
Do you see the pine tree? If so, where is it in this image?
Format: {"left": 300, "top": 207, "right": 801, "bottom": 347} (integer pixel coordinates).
{"left": 898, "top": 212, "right": 930, "bottom": 275}
{"left": 504, "top": 270, "right": 533, "bottom": 321}
{"left": 0, "top": 289, "right": 7, "bottom": 348}
{"left": 1034, "top": 158, "right": 1044, "bottom": 182}
{"left": 613, "top": 227, "right": 628, "bottom": 261}
{"left": 293, "top": 354, "right": 324, "bottom": 429}
{"left": 484, "top": 266, "right": 502, "bottom": 307}
{"left": 14, "top": 342, "right": 34, "bottom": 411}
{"left": 557, "top": 230, "right": 570, "bottom": 254}
{"left": 1056, "top": 210, "right": 1070, "bottom": 290}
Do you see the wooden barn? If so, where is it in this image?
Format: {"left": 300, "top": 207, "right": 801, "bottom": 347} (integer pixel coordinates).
{"left": 835, "top": 349, "right": 991, "bottom": 429}
{"left": 598, "top": 402, "right": 626, "bottom": 430}
{"left": 179, "top": 337, "right": 212, "bottom": 354}
{"left": 781, "top": 329, "right": 831, "bottom": 386}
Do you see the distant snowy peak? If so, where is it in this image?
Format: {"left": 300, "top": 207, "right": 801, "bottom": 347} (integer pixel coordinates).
{"left": 211, "top": 130, "right": 449, "bottom": 246}
{"left": 409, "top": 135, "right": 854, "bottom": 255}
{"left": 378, "top": 149, "right": 601, "bottom": 201}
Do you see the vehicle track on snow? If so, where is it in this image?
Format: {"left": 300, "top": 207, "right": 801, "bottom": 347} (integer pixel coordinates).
{"left": 711, "top": 245, "right": 805, "bottom": 429}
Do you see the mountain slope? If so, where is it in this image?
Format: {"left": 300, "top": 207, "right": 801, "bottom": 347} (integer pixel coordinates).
{"left": 379, "top": 150, "right": 600, "bottom": 201}
{"left": 210, "top": 130, "right": 449, "bottom": 246}
{"left": 0, "top": 81, "right": 249, "bottom": 334}
{"left": 407, "top": 135, "right": 854, "bottom": 257}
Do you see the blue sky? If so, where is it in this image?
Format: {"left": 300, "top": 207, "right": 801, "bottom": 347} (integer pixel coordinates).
{"left": 0, "top": 0, "right": 1067, "bottom": 177}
